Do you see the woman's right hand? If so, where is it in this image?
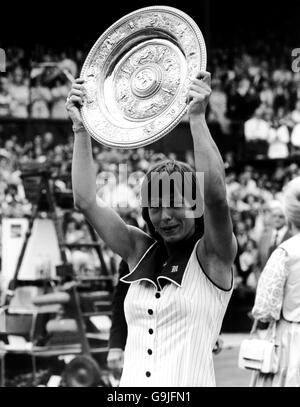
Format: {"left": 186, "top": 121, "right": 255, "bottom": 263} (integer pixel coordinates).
{"left": 65, "top": 78, "right": 86, "bottom": 126}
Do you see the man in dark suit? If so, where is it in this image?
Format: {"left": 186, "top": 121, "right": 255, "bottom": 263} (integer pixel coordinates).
{"left": 258, "top": 200, "right": 292, "bottom": 270}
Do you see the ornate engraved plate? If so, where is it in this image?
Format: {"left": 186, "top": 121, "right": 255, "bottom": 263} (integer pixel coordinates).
{"left": 80, "top": 6, "right": 207, "bottom": 149}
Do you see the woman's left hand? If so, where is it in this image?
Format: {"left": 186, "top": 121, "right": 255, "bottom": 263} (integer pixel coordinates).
{"left": 187, "top": 71, "right": 212, "bottom": 117}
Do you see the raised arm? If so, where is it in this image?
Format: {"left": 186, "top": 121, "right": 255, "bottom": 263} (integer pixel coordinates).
{"left": 66, "top": 79, "right": 151, "bottom": 266}
{"left": 188, "top": 72, "right": 237, "bottom": 286}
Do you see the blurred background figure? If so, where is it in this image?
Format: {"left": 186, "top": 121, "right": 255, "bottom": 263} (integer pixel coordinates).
{"left": 257, "top": 200, "right": 292, "bottom": 271}
{"left": 9, "top": 66, "right": 29, "bottom": 118}
{"left": 0, "top": 77, "right": 13, "bottom": 117}
{"left": 51, "top": 76, "right": 70, "bottom": 119}
{"left": 30, "top": 76, "right": 52, "bottom": 118}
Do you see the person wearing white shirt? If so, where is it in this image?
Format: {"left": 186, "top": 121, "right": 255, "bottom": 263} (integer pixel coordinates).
{"left": 244, "top": 107, "right": 270, "bottom": 142}
{"left": 267, "top": 120, "right": 289, "bottom": 159}
{"left": 268, "top": 202, "right": 292, "bottom": 257}
{"left": 257, "top": 200, "right": 291, "bottom": 270}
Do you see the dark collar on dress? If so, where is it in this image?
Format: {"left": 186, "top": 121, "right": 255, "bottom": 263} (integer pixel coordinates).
{"left": 120, "top": 231, "right": 202, "bottom": 290}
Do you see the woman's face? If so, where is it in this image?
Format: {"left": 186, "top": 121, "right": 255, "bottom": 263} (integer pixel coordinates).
{"left": 148, "top": 205, "right": 196, "bottom": 243}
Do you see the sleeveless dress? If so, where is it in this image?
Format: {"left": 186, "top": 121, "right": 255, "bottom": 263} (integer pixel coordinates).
{"left": 251, "top": 233, "right": 300, "bottom": 387}
{"left": 119, "top": 240, "right": 233, "bottom": 387}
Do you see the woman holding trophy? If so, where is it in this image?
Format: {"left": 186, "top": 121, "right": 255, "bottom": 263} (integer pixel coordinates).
{"left": 66, "top": 67, "right": 237, "bottom": 386}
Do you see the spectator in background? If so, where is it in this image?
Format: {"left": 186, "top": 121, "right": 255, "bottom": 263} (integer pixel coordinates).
{"left": 0, "top": 149, "right": 13, "bottom": 185}
{"left": 235, "top": 220, "right": 249, "bottom": 252}
{"left": 238, "top": 238, "right": 259, "bottom": 287}
{"left": 32, "top": 135, "right": 45, "bottom": 161}
{"left": 234, "top": 220, "right": 252, "bottom": 281}
{"left": 51, "top": 77, "right": 70, "bottom": 119}
{"left": 0, "top": 150, "right": 11, "bottom": 206}
{"left": 9, "top": 66, "right": 29, "bottom": 118}
{"left": 58, "top": 56, "right": 78, "bottom": 80}
{"left": 244, "top": 106, "right": 271, "bottom": 158}
{"left": 267, "top": 116, "right": 289, "bottom": 159}
{"left": 251, "top": 199, "right": 273, "bottom": 244}
{"left": 130, "top": 147, "right": 151, "bottom": 172}
{"left": 42, "top": 132, "right": 55, "bottom": 153}
{"left": 110, "top": 165, "right": 139, "bottom": 214}
{"left": 30, "top": 76, "right": 52, "bottom": 118}
{"left": 244, "top": 105, "right": 270, "bottom": 142}
{"left": 238, "top": 166, "right": 258, "bottom": 195}
{"left": 272, "top": 63, "right": 293, "bottom": 85}
{"left": 259, "top": 79, "right": 274, "bottom": 108}
{"left": 96, "top": 170, "right": 118, "bottom": 207}
{"left": 64, "top": 217, "right": 83, "bottom": 245}
{"left": 227, "top": 77, "right": 260, "bottom": 122}
{"left": 257, "top": 200, "right": 291, "bottom": 271}
{"left": 208, "top": 77, "right": 230, "bottom": 134}
{"left": 268, "top": 202, "right": 292, "bottom": 256}
{"left": 273, "top": 84, "right": 289, "bottom": 115}
{"left": 0, "top": 77, "right": 13, "bottom": 116}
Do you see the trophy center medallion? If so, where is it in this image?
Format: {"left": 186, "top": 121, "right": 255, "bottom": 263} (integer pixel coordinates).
{"left": 131, "top": 66, "right": 162, "bottom": 98}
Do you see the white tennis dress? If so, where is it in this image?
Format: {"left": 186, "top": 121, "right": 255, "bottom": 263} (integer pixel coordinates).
{"left": 119, "top": 240, "right": 233, "bottom": 387}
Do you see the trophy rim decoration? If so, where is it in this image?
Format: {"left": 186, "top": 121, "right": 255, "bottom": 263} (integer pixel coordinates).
{"left": 80, "top": 6, "right": 207, "bottom": 149}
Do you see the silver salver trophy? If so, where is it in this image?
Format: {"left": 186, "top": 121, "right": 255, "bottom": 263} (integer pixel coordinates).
{"left": 80, "top": 6, "right": 207, "bottom": 149}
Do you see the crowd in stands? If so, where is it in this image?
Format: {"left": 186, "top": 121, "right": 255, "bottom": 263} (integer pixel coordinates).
{"left": 1, "top": 129, "right": 300, "bottom": 290}
{"left": 1, "top": 42, "right": 300, "bottom": 159}
{"left": 0, "top": 47, "right": 79, "bottom": 119}
{"left": 1, "top": 40, "right": 300, "bottom": 292}
{"left": 208, "top": 43, "right": 300, "bottom": 159}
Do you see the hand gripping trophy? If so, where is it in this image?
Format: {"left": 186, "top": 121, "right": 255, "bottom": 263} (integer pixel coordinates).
{"left": 67, "top": 6, "right": 207, "bottom": 148}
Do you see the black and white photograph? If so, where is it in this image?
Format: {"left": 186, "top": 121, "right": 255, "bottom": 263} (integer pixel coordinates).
{"left": 0, "top": 0, "right": 300, "bottom": 394}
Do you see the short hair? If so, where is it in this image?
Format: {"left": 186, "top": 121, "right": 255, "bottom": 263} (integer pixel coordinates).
{"left": 140, "top": 159, "right": 204, "bottom": 240}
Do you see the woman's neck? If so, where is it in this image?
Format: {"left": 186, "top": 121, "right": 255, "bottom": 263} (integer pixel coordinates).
{"left": 164, "top": 228, "right": 201, "bottom": 256}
